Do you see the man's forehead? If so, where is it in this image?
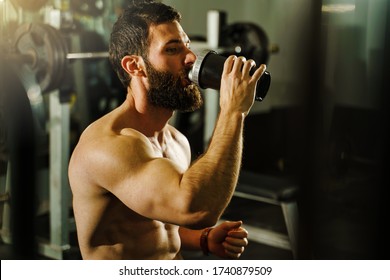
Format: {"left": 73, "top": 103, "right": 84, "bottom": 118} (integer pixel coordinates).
{"left": 149, "top": 21, "right": 189, "bottom": 46}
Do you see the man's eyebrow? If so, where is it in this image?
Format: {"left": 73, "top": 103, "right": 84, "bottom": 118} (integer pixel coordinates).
{"left": 164, "top": 38, "right": 190, "bottom": 45}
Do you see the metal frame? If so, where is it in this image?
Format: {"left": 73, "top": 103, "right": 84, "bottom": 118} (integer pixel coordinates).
{"left": 0, "top": 162, "right": 12, "bottom": 245}
{"left": 222, "top": 193, "right": 299, "bottom": 259}
{"left": 36, "top": 90, "right": 73, "bottom": 259}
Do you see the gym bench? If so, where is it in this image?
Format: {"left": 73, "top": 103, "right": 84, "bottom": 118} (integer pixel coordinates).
{"left": 222, "top": 170, "right": 300, "bottom": 259}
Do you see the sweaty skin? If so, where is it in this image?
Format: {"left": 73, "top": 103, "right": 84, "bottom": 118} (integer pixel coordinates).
{"left": 69, "top": 20, "right": 263, "bottom": 260}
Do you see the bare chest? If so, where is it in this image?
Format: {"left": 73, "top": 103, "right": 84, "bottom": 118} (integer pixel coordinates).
{"left": 148, "top": 136, "right": 190, "bottom": 171}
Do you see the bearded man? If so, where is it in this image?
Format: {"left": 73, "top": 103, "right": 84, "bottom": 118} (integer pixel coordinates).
{"left": 68, "top": 0, "right": 266, "bottom": 260}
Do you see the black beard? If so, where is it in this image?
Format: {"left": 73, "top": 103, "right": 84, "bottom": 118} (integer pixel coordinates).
{"left": 144, "top": 59, "right": 203, "bottom": 112}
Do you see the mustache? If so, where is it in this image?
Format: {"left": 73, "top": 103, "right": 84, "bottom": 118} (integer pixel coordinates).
{"left": 181, "top": 67, "right": 192, "bottom": 80}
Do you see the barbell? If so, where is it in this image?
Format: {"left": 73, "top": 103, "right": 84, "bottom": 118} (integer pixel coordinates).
{"left": 7, "top": 22, "right": 109, "bottom": 93}
{"left": 6, "top": 22, "right": 273, "bottom": 94}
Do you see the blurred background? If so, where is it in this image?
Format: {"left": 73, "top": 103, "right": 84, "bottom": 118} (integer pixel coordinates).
{"left": 0, "top": 0, "right": 389, "bottom": 260}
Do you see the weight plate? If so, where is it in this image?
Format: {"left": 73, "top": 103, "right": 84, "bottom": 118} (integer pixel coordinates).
{"left": 40, "top": 24, "right": 68, "bottom": 93}
{"left": 13, "top": 23, "right": 68, "bottom": 93}
{"left": 220, "top": 23, "right": 270, "bottom": 65}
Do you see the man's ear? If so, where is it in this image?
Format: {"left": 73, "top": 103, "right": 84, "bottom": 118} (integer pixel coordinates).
{"left": 121, "top": 55, "right": 146, "bottom": 77}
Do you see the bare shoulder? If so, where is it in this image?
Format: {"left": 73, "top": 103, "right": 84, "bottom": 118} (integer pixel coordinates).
{"left": 68, "top": 123, "right": 155, "bottom": 193}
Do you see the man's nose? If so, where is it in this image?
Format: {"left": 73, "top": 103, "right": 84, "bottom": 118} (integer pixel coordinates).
{"left": 185, "top": 48, "right": 197, "bottom": 66}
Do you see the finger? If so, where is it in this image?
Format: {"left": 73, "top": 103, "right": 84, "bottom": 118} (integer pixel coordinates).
{"left": 251, "top": 63, "right": 266, "bottom": 83}
{"left": 223, "top": 242, "right": 245, "bottom": 254}
{"left": 227, "top": 227, "right": 248, "bottom": 238}
{"left": 242, "top": 59, "right": 256, "bottom": 77}
{"left": 219, "top": 221, "right": 243, "bottom": 232}
{"left": 225, "top": 250, "right": 242, "bottom": 259}
{"left": 225, "top": 236, "right": 249, "bottom": 247}
{"left": 223, "top": 55, "right": 236, "bottom": 74}
{"left": 232, "top": 56, "right": 246, "bottom": 75}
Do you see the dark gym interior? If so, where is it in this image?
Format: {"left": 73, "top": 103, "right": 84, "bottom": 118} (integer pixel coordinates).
{"left": 1, "top": 0, "right": 389, "bottom": 261}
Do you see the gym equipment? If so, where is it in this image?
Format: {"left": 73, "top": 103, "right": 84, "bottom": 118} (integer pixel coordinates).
{"left": 8, "top": 21, "right": 274, "bottom": 98}
{"left": 7, "top": 23, "right": 109, "bottom": 93}
{"left": 1, "top": 23, "right": 83, "bottom": 259}
{"left": 231, "top": 171, "right": 299, "bottom": 259}
{"left": 220, "top": 22, "right": 271, "bottom": 66}
{"left": 199, "top": 10, "right": 275, "bottom": 145}
{"left": 1, "top": 57, "right": 74, "bottom": 260}
{"left": 2, "top": 21, "right": 119, "bottom": 259}
{"left": 189, "top": 14, "right": 273, "bottom": 102}
{"left": 8, "top": 21, "right": 274, "bottom": 96}
{"left": 189, "top": 50, "right": 271, "bottom": 102}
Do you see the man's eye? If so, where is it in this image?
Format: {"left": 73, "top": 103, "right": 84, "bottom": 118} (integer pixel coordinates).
{"left": 166, "top": 47, "right": 178, "bottom": 54}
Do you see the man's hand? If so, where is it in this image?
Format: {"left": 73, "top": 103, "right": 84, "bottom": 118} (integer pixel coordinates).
{"left": 219, "top": 55, "right": 266, "bottom": 116}
{"left": 208, "top": 220, "right": 249, "bottom": 259}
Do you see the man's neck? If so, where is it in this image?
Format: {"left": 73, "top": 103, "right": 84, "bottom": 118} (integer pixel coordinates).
{"left": 121, "top": 91, "right": 174, "bottom": 137}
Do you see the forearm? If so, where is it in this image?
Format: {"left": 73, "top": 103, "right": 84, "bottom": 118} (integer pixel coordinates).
{"left": 180, "top": 111, "right": 245, "bottom": 222}
{"left": 172, "top": 57, "right": 260, "bottom": 227}
{"left": 179, "top": 227, "right": 203, "bottom": 251}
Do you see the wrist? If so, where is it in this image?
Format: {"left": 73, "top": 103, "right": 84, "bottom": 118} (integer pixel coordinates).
{"left": 200, "top": 227, "right": 213, "bottom": 256}
{"left": 219, "top": 110, "right": 245, "bottom": 121}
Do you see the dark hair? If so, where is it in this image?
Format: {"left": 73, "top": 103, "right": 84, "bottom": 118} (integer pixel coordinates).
{"left": 109, "top": 0, "right": 181, "bottom": 88}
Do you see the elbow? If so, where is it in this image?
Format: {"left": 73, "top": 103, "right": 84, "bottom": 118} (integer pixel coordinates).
{"left": 180, "top": 210, "right": 220, "bottom": 230}
{"left": 174, "top": 189, "right": 222, "bottom": 229}
{"left": 197, "top": 214, "right": 220, "bottom": 229}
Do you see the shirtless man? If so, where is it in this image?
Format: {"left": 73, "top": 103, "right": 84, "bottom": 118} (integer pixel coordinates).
{"left": 68, "top": 0, "right": 266, "bottom": 260}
